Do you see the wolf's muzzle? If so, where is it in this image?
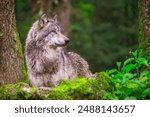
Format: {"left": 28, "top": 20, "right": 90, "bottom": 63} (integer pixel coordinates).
{"left": 55, "top": 39, "right": 70, "bottom": 46}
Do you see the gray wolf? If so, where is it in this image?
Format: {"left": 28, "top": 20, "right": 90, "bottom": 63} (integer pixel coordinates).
{"left": 25, "top": 14, "right": 93, "bottom": 87}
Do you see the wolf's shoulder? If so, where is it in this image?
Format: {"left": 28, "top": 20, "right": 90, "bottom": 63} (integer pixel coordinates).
{"left": 67, "top": 52, "right": 93, "bottom": 78}
{"left": 67, "top": 52, "right": 89, "bottom": 68}
{"left": 68, "top": 52, "right": 82, "bottom": 59}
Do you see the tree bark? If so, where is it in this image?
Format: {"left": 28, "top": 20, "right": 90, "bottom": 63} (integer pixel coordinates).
{"left": 139, "top": 0, "right": 150, "bottom": 60}
{"left": 40, "top": 0, "right": 71, "bottom": 35}
{"left": 28, "top": 0, "right": 40, "bottom": 15}
{"left": 0, "top": 0, "right": 26, "bottom": 86}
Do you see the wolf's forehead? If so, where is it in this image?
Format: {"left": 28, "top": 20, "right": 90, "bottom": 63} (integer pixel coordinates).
{"left": 51, "top": 21, "right": 61, "bottom": 31}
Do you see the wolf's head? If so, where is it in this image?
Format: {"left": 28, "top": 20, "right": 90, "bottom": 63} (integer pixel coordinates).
{"left": 29, "top": 14, "right": 70, "bottom": 49}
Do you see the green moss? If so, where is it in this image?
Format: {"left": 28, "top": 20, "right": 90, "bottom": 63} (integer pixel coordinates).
{"left": 96, "top": 72, "right": 113, "bottom": 92}
{"left": 13, "top": 31, "right": 22, "bottom": 57}
{"left": 0, "top": 75, "right": 112, "bottom": 100}
{"left": 13, "top": 31, "right": 28, "bottom": 82}
{"left": 30, "top": 87, "right": 38, "bottom": 93}
{"left": 0, "top": 82, "right": 44, "bottom": 100}
{"left": 0, "top": 32, "right": 3, "bottom": 37}
{"left": 138, "top": 2, "right": 150, "bottom": 59}
{"left": 0, "top": 82, "right": 26, "bottom": 99}
{"left": 96, "top": 72, "right": 115, "bottom": 99}
{"left": 138, "top": 16, "right": 147, "bottom": 57}
{"left": 22, "top": 87, "right": 38, "bottom": 100}
{"left": 47, "top": 77, "right": 101, "bottom": 100}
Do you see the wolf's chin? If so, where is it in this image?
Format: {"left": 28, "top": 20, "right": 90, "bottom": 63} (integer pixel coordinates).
{"left": 48, "top": 43, "right": 66, "bottom": 49}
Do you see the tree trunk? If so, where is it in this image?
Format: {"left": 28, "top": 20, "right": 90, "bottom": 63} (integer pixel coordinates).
{"left": 28, "top": 0, "right": 40, "bottom": 15}
{"left": 40, "top": 0, "right": 71, "bottom": 35}
{"left": 139, "top": 0, "right": 150, "bottom": 60}
{"left": 0, "top": 0, "right": 26, "bottom": 86}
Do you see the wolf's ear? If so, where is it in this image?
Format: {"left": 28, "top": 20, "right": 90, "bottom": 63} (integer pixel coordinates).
{"left": 39, "top": 14, "right": 48, "bottom": 28}
{"left": 52, "top": 15, "right": 58, "bottom": 23}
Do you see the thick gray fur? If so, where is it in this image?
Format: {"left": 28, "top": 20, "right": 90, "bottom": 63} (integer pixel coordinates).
{"left": 25, "top": 14, "right": 93, "bottom": 87}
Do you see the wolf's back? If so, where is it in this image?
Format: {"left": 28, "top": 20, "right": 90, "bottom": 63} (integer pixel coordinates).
{"left": 68, "top": 52, "right": 93, "bottom": 78}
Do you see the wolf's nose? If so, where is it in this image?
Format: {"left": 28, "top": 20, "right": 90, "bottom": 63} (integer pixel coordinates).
{"left": 65, "top": 40, "right": 70, "bottom": 44}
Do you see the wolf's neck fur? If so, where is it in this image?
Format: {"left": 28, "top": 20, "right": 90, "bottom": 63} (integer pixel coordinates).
{"left": 44, "top": 47, "right": 69, "bottom": 70}
{"left": 44, "top": 47, "right": 75, "bottom": 82}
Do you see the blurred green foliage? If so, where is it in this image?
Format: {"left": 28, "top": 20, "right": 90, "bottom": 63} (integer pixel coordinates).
{"left": 68, "top": 0, "right": 138, "bottom": 72}
{"left": 15, "top": 0, "right": 38, "bottom": 46}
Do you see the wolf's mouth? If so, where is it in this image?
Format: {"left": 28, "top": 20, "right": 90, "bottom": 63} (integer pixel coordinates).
{"left": 55, "top": 43, "right": 67, "bottom": 47}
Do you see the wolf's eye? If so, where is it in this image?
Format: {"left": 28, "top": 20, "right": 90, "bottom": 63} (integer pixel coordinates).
{"left": 46, "top": 20, "right": 50, "bottom": 23}
{"left": 50, "top": 30, "right": 57, "bottom": 34}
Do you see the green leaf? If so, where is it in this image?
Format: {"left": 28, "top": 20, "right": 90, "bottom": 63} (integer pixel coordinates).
{"left": 133, "top": 80, "right": 146, "bottom": 88}
{"left": 142, "top": 88, "right": 150, "bottom": 97}
{"left": 116, "top": 62, "right": 121, "bottom": 70}
{"left": 122, "top": 64, "right": 136, "bottom": 73}
{"left": 122, "top": 73, "right": 135, "bottom": 84}
{"left": 137, "top": 57, "right": 149, "bottom": 66}
{"left": 106, "top": 69, "right": 117, "bottom": 75}
{"left": 123, "top": 57, "right": 134, "bottom": 67}
{"left": 140, "top": 70, "right": 150, "bottom": 79}
{"left": 123, "top": 73, "right": 135, "bottom": 79}
{"left": 112, "top": 78, "right": 122, "bottom": 83}
{"left": 112, "top": 72, "right": 123, "bottom": 79}
{"left": 132, "top": 50, "right": 138, "bottom": 58}
{"left": 124, "top": 96, "right": 137, "bottom": 100}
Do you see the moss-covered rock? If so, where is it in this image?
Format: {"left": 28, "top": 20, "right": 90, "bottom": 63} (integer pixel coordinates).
{"left": 0, "top": 82, "right": 49, "bottom": 100}
{"left": 0, "top": 82, "right": 28, "bottom": 100}
{"left": 47, "top": 77, "right": 102, "bottom": 100}
{"left": 96, "top": 72, "right": 115, "bottom": 99}
{"left": 0, "top": 73, "right": 112, "bottom": 100}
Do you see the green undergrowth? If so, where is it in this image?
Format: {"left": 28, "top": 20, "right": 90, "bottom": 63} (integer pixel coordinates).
{"left": 103, "top": 50, "right": 150, "bottom": 100}
{"left": 0, "top": 50, "right": 150, "bottom": 100}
